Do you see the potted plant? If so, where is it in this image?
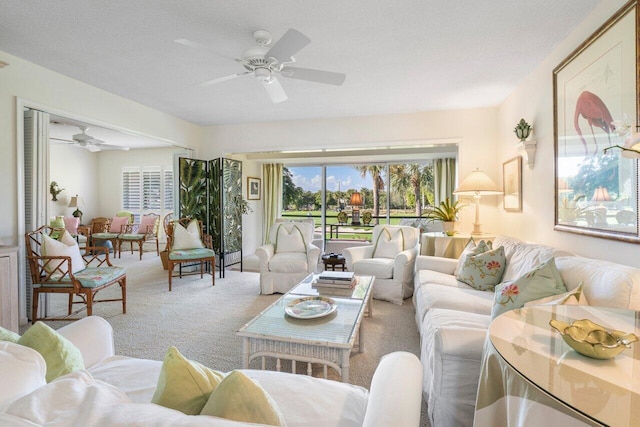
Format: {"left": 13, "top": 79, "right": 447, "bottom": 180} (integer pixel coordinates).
{"left": 49, "top": 181, "right": 64, "bottom": 201}
{"left": 425, "top": 197, "right": 464, "bottom": 236}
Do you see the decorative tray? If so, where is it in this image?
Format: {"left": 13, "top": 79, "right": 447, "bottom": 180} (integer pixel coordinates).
{"left": 549, "top": 318, "right": 638, "bottom": 360}
{"left": 285, "top": 296, "right": 337, "bottom": 319}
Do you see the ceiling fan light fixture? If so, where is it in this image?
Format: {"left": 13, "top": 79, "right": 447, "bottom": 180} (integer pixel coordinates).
{"left": 254, "top": 68, "right": 271, "bottom": 81}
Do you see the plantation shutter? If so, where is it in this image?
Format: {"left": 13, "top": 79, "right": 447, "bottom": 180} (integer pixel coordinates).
{"left": 122, "top": 169, "right": 142, "bottom": 211}
{"left": 143, "top": 169, "right": 162, "bottom": 210}
{"left": 163, "top": 170, "right": 174, "bottom": 210}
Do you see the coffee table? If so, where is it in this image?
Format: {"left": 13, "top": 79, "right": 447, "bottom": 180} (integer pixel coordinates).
{"left": 236, "top": 274, "right": 374, "bottom": 382}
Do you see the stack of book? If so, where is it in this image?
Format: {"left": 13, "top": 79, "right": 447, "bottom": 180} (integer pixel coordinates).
{"left": 313, "top": 271, "right": 356, "bottom": 289}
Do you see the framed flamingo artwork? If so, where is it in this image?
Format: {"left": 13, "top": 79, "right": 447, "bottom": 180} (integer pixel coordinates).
{"left": 553, "top": 0, "right": 640, "bottom": 242}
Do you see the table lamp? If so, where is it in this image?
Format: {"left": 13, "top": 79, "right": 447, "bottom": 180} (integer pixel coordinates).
{"left": 349, "top": 192, "right": 363, "bottom": 225}
{"left": 68, "top": 195, "right": 85, "bottom": 223}
{"left": 454, "top": 169, "right": 502, "bottom": 235}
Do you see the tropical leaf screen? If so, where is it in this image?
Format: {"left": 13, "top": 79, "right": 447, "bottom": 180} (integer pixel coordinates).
{"left": 179, "top": 157, "right": 243, "bottom": 275}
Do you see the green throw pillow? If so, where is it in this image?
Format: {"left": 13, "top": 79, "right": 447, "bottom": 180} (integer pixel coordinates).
{"left": 17, "top": 321, "right": 85, "bottom": 382}
{"left": 491, "top": 258, "right": 568, "bottom": 319}
{"left": 151, "top": 346, "right": 226, "bottom": 415}
{"left": 0, "top": 326, "right": 21, "bottom": 343}
{"left": 456, "top": 246, "right": 506, "bottom": 291}
{"left": 200, "top": 370, "right": 287, "bottom": 426}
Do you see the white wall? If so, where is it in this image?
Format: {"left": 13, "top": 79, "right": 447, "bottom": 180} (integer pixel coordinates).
{"left": 202, "top": 108, "right": 500, "bottom": 254}
{"left": 0, "top": 50, "right": 203, "bottom": 245}
{"left": 49, "top": 145, "right": 98, "bottom": 221}
{"left": 496, "top": 0, "right": 640, "bottom": 267}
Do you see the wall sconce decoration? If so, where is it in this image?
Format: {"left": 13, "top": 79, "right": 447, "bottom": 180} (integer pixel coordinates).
{"left": 49, "top": 181, "right": 64, "bottom": 201}
{"left": 514, "top": 118, "right": 536, "bottom": 169}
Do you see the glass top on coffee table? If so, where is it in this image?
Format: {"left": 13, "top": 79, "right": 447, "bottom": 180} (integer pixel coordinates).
{"left": 290, "top": 273, "right": 373, "bottom": 300}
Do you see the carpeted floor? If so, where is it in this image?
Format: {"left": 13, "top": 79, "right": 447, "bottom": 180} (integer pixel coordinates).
{"left": 34, "top": 250, "right": 429, "bottom": 426}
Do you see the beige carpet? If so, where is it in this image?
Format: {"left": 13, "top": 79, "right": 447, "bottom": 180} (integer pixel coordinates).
{"left": 34, "top": 251, "right": 428, "bottom": 426}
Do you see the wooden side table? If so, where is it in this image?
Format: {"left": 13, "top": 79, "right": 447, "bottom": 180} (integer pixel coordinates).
{"left": 321, "top": 253, "right": 346, "bottom": 271}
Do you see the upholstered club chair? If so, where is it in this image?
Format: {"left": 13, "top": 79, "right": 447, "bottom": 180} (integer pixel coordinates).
{"left": 255, "top": 221, "right": 321, "bottom": 294}
{"left": 344, "top": 224, "right": 420, "bottom": 305}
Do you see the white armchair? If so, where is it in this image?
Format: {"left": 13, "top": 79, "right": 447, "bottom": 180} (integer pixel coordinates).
{"left": 255, "top": 221, "right": 321, "bottom": 294}
{"left": 344, "top": 225, "right": 420, "bottom": 304}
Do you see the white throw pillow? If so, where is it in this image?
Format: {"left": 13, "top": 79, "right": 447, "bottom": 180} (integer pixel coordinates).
{"left": 274, "top": 224, "right": 306, "bottom": 253}
{"left": 373, "top": 228, "right": 404, "bottom": 259}
{"left": 171, "top": 220, "right": 205, "bottom": 250}
{"left": 0, "top": 342, "right": 46, "bottom": 410}
{"left": 41, "top": 230, "right": 85, "bottom": 274}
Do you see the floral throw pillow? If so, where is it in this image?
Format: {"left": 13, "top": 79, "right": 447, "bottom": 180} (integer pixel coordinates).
{"left": 491, "top": 257, "right": 568, "bottom": 319}
{"left": 454, "top": 239, "right": 492, "bottom": 276}
{"left": 455, "top": 245, "right": 505, "bottom": 291}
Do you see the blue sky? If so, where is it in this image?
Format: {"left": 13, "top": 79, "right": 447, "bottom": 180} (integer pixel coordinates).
{"left": 289, "top": 166, "right": 372, "bottom": 192}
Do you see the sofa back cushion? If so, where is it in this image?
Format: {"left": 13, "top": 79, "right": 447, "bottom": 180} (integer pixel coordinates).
{"left": 0, "top": 341, "right": 46, "bottom": 408}
{"left": 493, "top": 235, "right": 572, "bottom": 282}
{"left": 456, "top": 246, "right": 506, "bottom": 291}
{"left": 556, "top": 256, "right": 640, "bottom": 310}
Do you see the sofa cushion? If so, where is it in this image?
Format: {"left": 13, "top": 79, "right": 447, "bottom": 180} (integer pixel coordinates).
{"left": 151, "top": 346, "right": 225, "bottom": 415}
{"left": 353, "top": 258, "right": 394, "bottom": 279}
{"left": 268, "top": 252, "right": 308, "bottom": 273}
{"left": 456, "top": 246, "right": 506, "bottom": 291}
{"left": 555, "top": 256, "right": 640, "bottom": 310}
{"left": 372, "top": 228, "right": 404, "bottom": 259}
{"left": 200, "top": 370, "right": 286, "bottom": 426}
{"left": 493, "top": 235, "right": 571, "bottom": 282}
{"left": 0, "top": 342, "right": 47, "bottom": 409}
{"left": 414, "top": 283, "right": 494, "bottom": 327}
{"left": 491, "top": 258, "right": 567, "bottom": 319}
{"left": 18, "top": 322, "right": 85, "bottom": 383}
{"left": 172, "top": 220, "right": 205, "bottom": 250}
{"left": 41, "top": 230, "right": 86, "bottom": 274}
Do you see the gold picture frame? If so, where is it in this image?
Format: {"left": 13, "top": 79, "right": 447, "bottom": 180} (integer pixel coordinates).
{"left": 553, "top": 0, "right": 640, "bottom": 242}
{"left": 503, "top": 156, "right": 522, "bottom": 212}
{"left": 247, "top": 177, "right": 261, "bottom": 200}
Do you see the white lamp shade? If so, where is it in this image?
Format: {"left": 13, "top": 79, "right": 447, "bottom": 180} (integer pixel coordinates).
{"left": 68, "top": 195, "right": 84, "bottom": 208}
{"left": 454, "top": 169, "right": 502, "bottom": 195}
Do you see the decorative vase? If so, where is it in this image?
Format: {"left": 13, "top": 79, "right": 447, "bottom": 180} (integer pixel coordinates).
{"left": 514, "top": 119, "right": 532, "bottom": 141}
{"left": 442, "top": 221, "right": 457, "bottom": 236}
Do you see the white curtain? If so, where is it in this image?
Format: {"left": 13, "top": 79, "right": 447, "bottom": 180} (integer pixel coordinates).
{"left": 262, "top": 163, "right": 283, "bottom": 244}
{"left": 434, "top": 158, "right": 456, "bottom": 205}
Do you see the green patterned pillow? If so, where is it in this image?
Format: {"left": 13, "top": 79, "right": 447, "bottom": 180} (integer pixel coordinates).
{"left": 491, "top": 258, "right": 567, "bottom": 319}
{"left": 455, "top": 239, "right": 491, "bottom": 276}
{"left": 456, "top": 246, "right": 506, "bottom": 291}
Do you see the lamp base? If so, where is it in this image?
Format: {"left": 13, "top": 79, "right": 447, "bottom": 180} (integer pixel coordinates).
{"left": 470, "top": 222, "right": 483, "bottom": 236}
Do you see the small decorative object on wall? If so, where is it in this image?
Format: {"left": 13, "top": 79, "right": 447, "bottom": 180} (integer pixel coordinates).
{"left": 247, "top": 177, "right": 261, "bottom": 200}
{"left": 503, "top": 157, "right": 522, "bottom": 212}
{"left": 514, "top": 119, "right": 532, "bottom": 141}
{"left": 49, "top": 181, "right": 64, "bottom": 201}
{"left": 553, "top": 0, "right": 639, "bottom": 243}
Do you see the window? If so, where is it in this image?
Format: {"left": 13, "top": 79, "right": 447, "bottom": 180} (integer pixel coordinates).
{"left": 122, "top": 167, "right": 173, "bottom": 221}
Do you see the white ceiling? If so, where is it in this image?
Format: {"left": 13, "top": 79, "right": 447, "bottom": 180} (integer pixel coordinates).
{"left": 0, "top": 0, "right": 599, "bottom": 127}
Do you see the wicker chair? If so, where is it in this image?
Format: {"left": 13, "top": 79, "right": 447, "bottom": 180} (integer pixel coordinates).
{"left": 166, "top": 217, "right": 215, "bottom": 291}
{"left": 25, "top": 225, "right": 127, "bottom": 322}
{"left": 116, "top": 213, "right": 160, "bottom": 260}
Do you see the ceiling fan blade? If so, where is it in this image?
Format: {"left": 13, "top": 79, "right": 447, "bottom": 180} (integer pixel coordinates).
{"left": 262, "top": 77, "right": 288, "bottom": 103}
{"left": 96, "top": 144, "right": 130, "bottom": 151}
{"left": 281, "top": 66, "right": 346, "bottom": 86}
{"left": 197, "top": 71, "right": 252, "bottom": 87}
{"left": 50, "top": 137, "right": 74, "bottom": 144}
{"left": 266, "top": 29, "right": 311, "bottom": 63}
{"left": 85, "top": 144, "right": 101, "bottom": 153}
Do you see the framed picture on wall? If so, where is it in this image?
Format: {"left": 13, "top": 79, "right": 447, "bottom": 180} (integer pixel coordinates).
{"left": 503, "top": 156, "right": 522, "bottom": 212}
{"left": 247, "top": 177, "right": 261, "bottom": 200}
{"left": 553, "top": 0, "right": 639, "bottom": 242}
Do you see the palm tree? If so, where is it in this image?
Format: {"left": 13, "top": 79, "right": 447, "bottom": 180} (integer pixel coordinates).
{"left": 354, "top": 165, "right": 385, "bottom": 224}
{"left": 390, "top": 163, "right": 434, "bottom": 217}
{"left": 390, "top": 164, "right": 411, "bottom": 210}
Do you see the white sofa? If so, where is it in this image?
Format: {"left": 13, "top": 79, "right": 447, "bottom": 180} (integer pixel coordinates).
{"left": 0, "top": 316, "right": 423, "bottom": 426}
{"left": 413, "top": 235, "right": 640, "bottom": 427}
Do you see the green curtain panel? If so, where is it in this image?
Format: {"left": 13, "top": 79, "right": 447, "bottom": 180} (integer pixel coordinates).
{"left": 434, "top": 158, "right": 457, "bottom": 206}
{"left": 262, "top": 163, "right": 283, "bottom": 244}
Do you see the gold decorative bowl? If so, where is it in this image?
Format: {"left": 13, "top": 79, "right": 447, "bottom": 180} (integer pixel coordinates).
{"left": 549, "top": 318, "right": 638, "bottom": 360}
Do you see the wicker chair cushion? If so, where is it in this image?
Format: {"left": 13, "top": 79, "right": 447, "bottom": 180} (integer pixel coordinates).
{"left": 92, "top": 232, "right": 119, "bottom": 240}
{"left": 169, "top": 248, "right": 215, "bottom": 261}
{"left": 42, "top": 267, "right": 126, "bottom": 289}
{"left": 41, "top": 231, "right": 85, "bottom": 274}
{"left": 118, "top": 234, "right": 145, "bottom": 241}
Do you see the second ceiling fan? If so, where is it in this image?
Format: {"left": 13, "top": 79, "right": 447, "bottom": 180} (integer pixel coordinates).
{"left": 176, "top": 28, "right": 346, "bottom": 103}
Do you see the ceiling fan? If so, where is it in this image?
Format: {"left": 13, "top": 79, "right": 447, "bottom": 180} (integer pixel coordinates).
{"left": 176, "top": 28, "right": 346, "bottom": 103}
{"left": 50, "top": 126, "right": 130, "bottom": 152}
